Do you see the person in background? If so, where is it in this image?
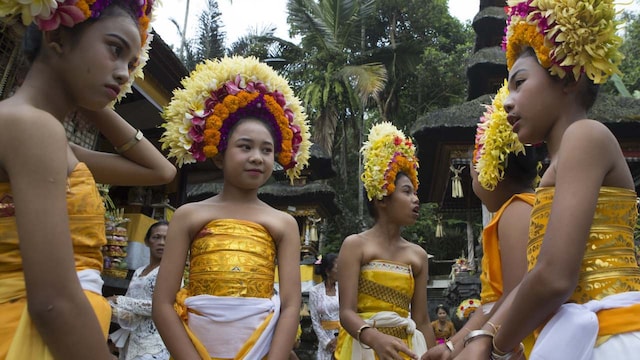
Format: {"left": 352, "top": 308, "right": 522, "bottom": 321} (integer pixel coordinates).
{"left": 109, "top": 221, "right": 170, "bottom": 360}
{"left": 309, "top": 253, "right": 340, "bottom": 359}
{"left": 431, "top": 305, "right": 456, "bottom": 346}
{"left": 335, "top": 122, "right": 436, "bottom": 359}
{"left": 0, "top": 1, "right": 175, "bottom": 358}
{"left": 153, "top": 56, "right": 311, "bottom": 359}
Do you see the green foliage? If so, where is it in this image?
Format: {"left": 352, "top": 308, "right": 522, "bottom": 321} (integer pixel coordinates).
{"left": 179, "top": 0, "right": 226, "bottom": 71}
{"left": 402, "top": 204, "right": 482, "bottom": 261}
{"left": 602, "top": 11, "right": 640, "bottom": 97}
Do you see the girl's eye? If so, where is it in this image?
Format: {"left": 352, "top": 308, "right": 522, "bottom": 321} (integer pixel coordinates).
{"left": 514, "top": 79, "right": 524, "bottom": 88}
{"left": 262, "top": 147, "right": 273, "bottom": 154}
{"left": 110, "top": 44, "right": 122, "bottom": 57}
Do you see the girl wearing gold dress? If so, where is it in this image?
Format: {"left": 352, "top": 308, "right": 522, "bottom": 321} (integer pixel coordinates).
{"left": 0, "top": 1, "right": 175, "bottom": 359}
{"left": 153, "top": 56, "right": 312, "bottom": 359}
{"left": 335, "top": 122, "right": 436, "bottom": 359}
{"left": 458, "top": 1, "right": 640, "bottom": 359}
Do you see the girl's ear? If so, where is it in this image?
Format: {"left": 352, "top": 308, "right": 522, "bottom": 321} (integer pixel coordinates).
{"left": 212, "top": 154, "right": 223, "bottom": 169}
{"left": 43, "top": 29, "right": 64, "bottom": 55}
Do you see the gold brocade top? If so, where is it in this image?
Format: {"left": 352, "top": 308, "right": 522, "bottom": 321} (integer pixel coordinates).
{"left": 357, "top": 260, "right": 413, "bottom": 318}
{"left": 187, "top": 219, "right": 276, "bottom": 299}
{"left": 480, "top": 193, "right": 536, "bottom": 303}
{"left": 527, "top": 187, "right": 640, "bottom": 303}
{"left": 0, "top": 163, "right": 106, "bottom": 283}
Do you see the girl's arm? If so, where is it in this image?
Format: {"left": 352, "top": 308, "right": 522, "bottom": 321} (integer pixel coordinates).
{"left": 497, "top": 199, "right": 532, "bottom": 294}
{"left": 268, "top": 214, "right": 301, "bottom": 360}
{"left": 309, "top": 286, "right": 333, "bottom": 351}
{"left": 70, "top": 107, "right": 176, "bottom": 186}
{"left": 410, "top": 247, "right": 436, "bottom": 349}
{"left": 152, "top": 206, "right": 200, "bottom": 359}
{"left": 337, "top": 236, "right": 417, "bottom": 359}
{"left": 1, "top": 114, "right": 113, "bottom": 359}
{"left": 491, "top": 122, "right": 618, "bottom": 352}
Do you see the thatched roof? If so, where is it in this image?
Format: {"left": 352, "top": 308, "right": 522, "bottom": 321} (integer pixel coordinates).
{"left": 412, "top": 94, "right": 640, "bottom": 133}
{"left": 186, "top": 181, "right": 340, "bottom": 217}
{"left": 410, "top": 94, "right": 640, "bottom": 206}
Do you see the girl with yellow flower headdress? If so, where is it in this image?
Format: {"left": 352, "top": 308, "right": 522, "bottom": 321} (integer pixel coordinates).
{"left": 425, "top": 82, "right": 545, "bottom": 360}
{"left": 458, "top": 1, "right": 640, "bottom": 360}
{"left": 153, "top": 56, "right": 311, "bottom": 359}
{"left": 335, "top": 122, "right": 436, "bottom": 359}
{"left": 0, "top": 1, "right": 175, "bottom": 359}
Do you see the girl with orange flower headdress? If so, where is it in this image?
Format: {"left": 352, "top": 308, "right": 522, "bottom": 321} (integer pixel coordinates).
{"left": 457, "top": 1, "right": 640, "bottom": 359}
{"left": 334, "top": 122, "right": 436, "bottom": 359}
{"left": 0, "top": 1, "right": 175, "bottom": 359}
{"left": 153, "top": 56, "right": 311, "bottom": 359}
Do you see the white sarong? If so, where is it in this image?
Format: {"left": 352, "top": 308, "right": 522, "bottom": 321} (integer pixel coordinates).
{"left": 351, "top": 311, "right": 428, "bottom": 359}
{"left": 530, "top": 291, "right": 640, "bottom": 360}
{"left": 184, "top": 294, "right": 280, "bottom": 359}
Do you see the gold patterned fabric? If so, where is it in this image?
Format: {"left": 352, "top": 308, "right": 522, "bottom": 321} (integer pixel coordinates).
{"left": 0, "top": 162, "right": 109, "bottom": 359}
{"left": 528, "top": 187, "right": 640, "bottom": 303}
{"left": 187, "top": 219, "right": 276, "bottom": 299}
{"left": 335, "top": 260, "right": 417, "bottom": 359}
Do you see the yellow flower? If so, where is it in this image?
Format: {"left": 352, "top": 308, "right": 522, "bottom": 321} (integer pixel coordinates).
{"left": 505, "top": 0, "right": 622, "bottom": 84}
{"left": 361, "top": 122, "right": 419, "bottom": 201}
{"left": 474, "top": 80, "right": 524, "bottom": 191}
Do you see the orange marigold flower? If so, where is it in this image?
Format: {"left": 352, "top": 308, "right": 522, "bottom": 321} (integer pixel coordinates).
{"left": 203, "top": 145, "right": 218, "bottom": 158}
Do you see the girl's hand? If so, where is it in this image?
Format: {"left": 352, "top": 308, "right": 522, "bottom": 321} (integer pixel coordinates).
{"left": 421, "top": 343, "right": 452, "bottom": 360}
{"left": 454, "top": 336, "right": 491, "bottom": 360}
{"left": 370, "top": 332, "right": 418, "bottom": 360}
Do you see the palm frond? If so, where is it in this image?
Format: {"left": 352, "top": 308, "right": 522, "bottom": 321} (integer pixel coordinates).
{"left": 339, "top": 63, "right": 387, "bottom": 106}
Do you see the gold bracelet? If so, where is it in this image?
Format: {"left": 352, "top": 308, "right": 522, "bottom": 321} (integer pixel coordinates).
{"left": 491, "top": 336, "right": 509, "bottom": 356}
{"left": 356, "top": 324, "right": 372, "bottom": 349}
{"left": 114, "top": 129, "right": 143, "bottom": 154}
{"left": 486, "top": 321, "right": 500, "bottom": 335}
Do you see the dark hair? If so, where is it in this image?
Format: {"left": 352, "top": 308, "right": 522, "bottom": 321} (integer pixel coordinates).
{"left": 22, "top": 1, "right": 141, "bottom": 63}
{"left": 365, "top": 172, "right": 411, "bottom": 219}
{"left": 503, "top": 143, "right": 547, "bottom": 188}
{"left": 314, "top": 253, "right": 338, "bottom": 282}
{"left": 436, "top": 304, "right": 449, "bottom": 315}
{"left": 222, "top": 116, "right": 278, "bottom": 154}
{"left": 144, "top": 220, "right": 169, "bottom": 243}
{"left": 518, "top": 47, "right": 599, "bottom": 111}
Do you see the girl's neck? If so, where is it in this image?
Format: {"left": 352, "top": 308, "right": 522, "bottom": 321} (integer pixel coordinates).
{"left": 545, "top": 107, "right": 588, "bottom": 159}
{"left": 369, "top": 221, "right": 402, "bottom": 244}
{"left": 18, "top": 61, "right": 75, "bottom": 120}
{"left": 218, "top": 183, "right": 261, "bottom": 203}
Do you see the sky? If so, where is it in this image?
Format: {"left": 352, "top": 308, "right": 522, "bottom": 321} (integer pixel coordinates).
{"left": 153, "top": 0, "right": 640, "bottom": 49}
{"left": 153, "top": 0, "right": 481, "bottom": 49}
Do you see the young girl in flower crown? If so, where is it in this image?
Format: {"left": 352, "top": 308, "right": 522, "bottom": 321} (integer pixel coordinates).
{"left": 458, "top": 1, "right": 640, "bottom": 359}
{"left": 423, "top": 81, "right": 545, "bottom": 360}
{"left": 153, "top": 56, "right": 312, "bottom": 359}
{"left": 334, "top": 122, "right": 436, "bottom": 360}
{"left": 0, "top": 1, "right": 175, "bottom": 359}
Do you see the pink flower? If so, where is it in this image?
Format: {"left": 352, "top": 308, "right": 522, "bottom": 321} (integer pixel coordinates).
{"left": 272, "top": 90, "right": 286, "bottom": 107}
{"left": 225, "top": 74, "right": 243, "bottom": 95}
{"left": 36, "top": 1, "right": 86, "bottom": 31}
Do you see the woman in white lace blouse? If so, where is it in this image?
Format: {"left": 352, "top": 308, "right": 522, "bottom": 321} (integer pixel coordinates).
{"left": 309, "top": 253, "right": 340, "bottom": 360}
{"left": 109, "top": 221, "right": 170, "bottom": 360}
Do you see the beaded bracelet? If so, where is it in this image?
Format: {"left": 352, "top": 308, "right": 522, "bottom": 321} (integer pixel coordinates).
{"left": 463, "top": 329, "right": 494, "bottom": 347}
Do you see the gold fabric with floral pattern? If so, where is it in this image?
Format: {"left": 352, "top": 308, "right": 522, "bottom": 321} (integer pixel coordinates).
{"left": 527, "top": 187, "right": 640, "bottom": 303}
{"left": 0, "top": 162, "right": 106, "bottom": 282}
{"left": 187, "top": 219, "right": 276, "bottom": 299}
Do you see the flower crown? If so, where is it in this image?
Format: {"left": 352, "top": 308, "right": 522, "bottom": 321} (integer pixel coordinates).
{"left": 361, "top": 122, "right": 418, "bottom": 201}
{"left": 473, "top": 80, "right": 524, "bottom": 191}
{"left": 0, "top": 0, "right": 156, "bottom": 100}
{"left": 503, "top": 0, "right": 623, "bottom": 84}
{"left": 160, "top": 56, "right": 312, "bottom": 182}
{"left": 456, "top": 298, "right": 481, "bottom": 320}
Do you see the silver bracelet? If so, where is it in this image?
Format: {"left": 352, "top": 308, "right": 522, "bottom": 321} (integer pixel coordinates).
{"left": 463, "top": 329, "right": 494, "bottom": 347}
{"left": 445, "top": 340, "right": 455, "bottom": 352}
{"left": 114, "top": 129, "right": 143, "bottom": 154}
